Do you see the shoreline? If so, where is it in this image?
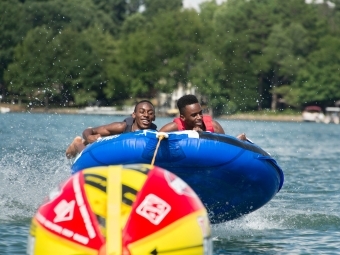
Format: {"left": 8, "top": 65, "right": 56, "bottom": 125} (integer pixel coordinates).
{"left": 220, "top": 114, "right": 302, "bottom": 122}
{"left": 1, "top": 103, "right": 303, "bottom": 122}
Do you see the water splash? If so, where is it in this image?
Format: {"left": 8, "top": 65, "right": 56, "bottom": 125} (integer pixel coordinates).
{"left": 0, "top": 150, "right": 70, "bottom": 222}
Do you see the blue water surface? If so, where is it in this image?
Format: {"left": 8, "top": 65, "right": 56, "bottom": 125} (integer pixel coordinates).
{"left": 1, "top": 112, "right": 339, "bottom": 254}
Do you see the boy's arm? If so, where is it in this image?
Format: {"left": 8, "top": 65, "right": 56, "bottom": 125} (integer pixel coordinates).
{"left": 82, "top": 122, "right": 126, "bottom": 144}
{"left": 212, "top": 120, "right": 225, "bottom": 134}
{"left": 159, "top": 122, "right": 179, "bottom": 132}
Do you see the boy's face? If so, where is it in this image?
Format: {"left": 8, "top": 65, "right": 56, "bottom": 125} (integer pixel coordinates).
{"left": 132, "top": 102, "right": 155, "bottom": 129}
{"left": 180, "top": 103, "right": 203, "bottom": 130}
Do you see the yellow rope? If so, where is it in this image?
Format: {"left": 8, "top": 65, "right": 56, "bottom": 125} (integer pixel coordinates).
{"left": 151, "top": 133, "right": 168, "bottom": 166}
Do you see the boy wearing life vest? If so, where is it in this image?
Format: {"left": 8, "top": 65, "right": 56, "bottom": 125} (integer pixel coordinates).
{"left": 159, "top": 94, "right": 247, "bottom": 140}
{"left": 65, "top": 100, "right": 157, "bottom": 159}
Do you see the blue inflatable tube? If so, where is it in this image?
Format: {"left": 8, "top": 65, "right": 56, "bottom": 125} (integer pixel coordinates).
{"left": 71, "top": 130, "right": 284, "bottom": 224}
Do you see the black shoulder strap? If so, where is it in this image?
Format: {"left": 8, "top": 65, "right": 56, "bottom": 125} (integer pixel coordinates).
{"left": 123, "top": 117, "right": 133, "bottom": 133}
{"left": 123, "top": 117, "right": 157, "bottom": 131}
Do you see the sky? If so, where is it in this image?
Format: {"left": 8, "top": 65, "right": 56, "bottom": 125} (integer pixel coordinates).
{"left": 182, "top": 0, "right": 225, "bottom": 11}
{"left": 182, "top": 0, "right": 326, "bottom": 11}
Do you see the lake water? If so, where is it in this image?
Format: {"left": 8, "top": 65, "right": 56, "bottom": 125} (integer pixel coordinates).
{"left": 1, "top": 113, "right": 339, "bottom": 254}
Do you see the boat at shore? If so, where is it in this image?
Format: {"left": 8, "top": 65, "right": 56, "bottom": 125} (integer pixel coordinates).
{"left": 323, "top": 107, "right": 340, "bottom": 124}
{"left": 71, "top": 130, "right": 284, "bottom": 224}
{"left": 301, "top": 106, "right": 324, "bottom": 122}
{"left": 0, "top": 107, "right": 10, "bottom": 113}
{"left": 301, "top": 105, "right": 340, "bottom": 124}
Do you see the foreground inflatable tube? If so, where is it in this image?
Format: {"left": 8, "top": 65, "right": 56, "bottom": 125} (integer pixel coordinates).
{"left": 28, "top": 164, "right": 212, "bottom": 255}
{"left": 71, "top": 130, "right": 284, "bottom": 224}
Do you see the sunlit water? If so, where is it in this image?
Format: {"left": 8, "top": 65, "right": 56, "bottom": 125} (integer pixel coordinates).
{"left": 1, "top": 113, "right": 339, "bottom": 254}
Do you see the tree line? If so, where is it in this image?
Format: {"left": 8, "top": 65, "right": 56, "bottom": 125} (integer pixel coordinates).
{"left": 1, "top": 0, "right": 340, "bottom": 115}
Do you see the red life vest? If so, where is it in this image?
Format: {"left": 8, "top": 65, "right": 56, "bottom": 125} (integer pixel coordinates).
{"left": 173, "top": 115, "right": 214, "bottom": 132}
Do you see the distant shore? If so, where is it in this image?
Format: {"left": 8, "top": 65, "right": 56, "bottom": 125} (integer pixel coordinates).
{"left": 1, "top": 103, "right": 303, "bottom": 122}
{"left": 220, "top": 113, "right": 302, "bottom": 122}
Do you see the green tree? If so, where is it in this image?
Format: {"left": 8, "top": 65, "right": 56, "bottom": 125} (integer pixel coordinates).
{"left": 187, "top": 1, "right": 233, "bottom": 115}
{"left": 1, "top": 0, "right": 119, "bottom": 104}
{"left": 111, "top": 9, "right": 205, "bottom": 99}
{"left": 261, "top": 23, "right": 308, "bottom": 110}
{"left": 207, "top": 0, "right": 328, "bottom": 111}
{"left": 24, "top": 0, "right": 116, "bottom": 34}
{"left": 4, "top": 26, "right": 116, "bottom": 106}
{"left": 204, "top": 0, "right": 268, "bottom": 112}
{"left": 121, "top": 12, "right": 147, "bottom": 35}
{"left": 2, "top": 0, "right": 339, "bottom": 111}
{"left": 143, "top": 0, "right": 182, "bottom": 17}
{"left": 290, "top": 35, "right": 340, "bottom": 106}
{"left": 0, "top": 0, "right": 30, "bottom": 97}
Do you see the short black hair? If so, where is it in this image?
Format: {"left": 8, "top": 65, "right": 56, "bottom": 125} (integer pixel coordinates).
{"left": 134, "top": 100, "right": 155, "bottom": 112}
{"left": 177, "top": 95, "right": 199, "bottom": 114}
